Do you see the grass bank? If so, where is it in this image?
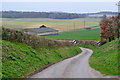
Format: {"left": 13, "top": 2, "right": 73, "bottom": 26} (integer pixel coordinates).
{"left": 78, "top": 39, "right": 119, "bottom": 75}
{"left": 2, "top": 40, "right": 81, "bottom": 78}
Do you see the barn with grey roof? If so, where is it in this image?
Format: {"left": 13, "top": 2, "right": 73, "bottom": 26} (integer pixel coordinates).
{"left": 16, "top": 25, "right": 59, "bottom": 36}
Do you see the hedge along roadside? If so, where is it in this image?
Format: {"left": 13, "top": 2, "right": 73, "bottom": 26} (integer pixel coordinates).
{"left": 2, "top": 27, "right": 73, "bottom": 48}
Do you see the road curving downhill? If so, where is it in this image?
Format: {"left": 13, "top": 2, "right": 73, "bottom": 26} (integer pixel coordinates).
{"left": 30, "top": 47, "right": 104, "bottom": 78}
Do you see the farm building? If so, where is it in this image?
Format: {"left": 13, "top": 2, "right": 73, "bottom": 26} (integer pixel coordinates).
{"left": 16, "top": 25, "right": 59, "bottom": 36}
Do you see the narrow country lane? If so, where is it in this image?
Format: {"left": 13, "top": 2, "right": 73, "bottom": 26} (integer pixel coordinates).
{"left": 30, "top": 47, "right": 103, "bottom": 78}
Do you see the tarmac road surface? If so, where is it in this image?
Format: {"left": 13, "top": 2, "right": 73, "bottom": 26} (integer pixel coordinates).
{"left": 30, "top": 47, "right": 103, "bottom": 78}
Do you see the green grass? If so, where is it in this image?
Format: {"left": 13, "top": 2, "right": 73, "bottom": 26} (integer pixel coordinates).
{"left": 0, "top": 40, "right": 1, "bottom": 79}
{"left": 47, "top": 28, "right": 100, "bottom": 40}
{"left": 1, "top": 18, "right": 101, "bottom": 31}
{"left": 2, "top": 40, "right": 81, "bottom": 78}
{"left": 78, "top": 39, "right": 119, "bottom": 75}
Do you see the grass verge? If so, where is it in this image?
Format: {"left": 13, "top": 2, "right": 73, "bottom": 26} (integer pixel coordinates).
{"left": 2, "top": 40, "right": 81, "bottom": 78}
{"left": 78, "top": 39, "right": 119, "bottom": 75}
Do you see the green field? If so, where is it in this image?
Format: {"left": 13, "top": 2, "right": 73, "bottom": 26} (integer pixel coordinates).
{"left": 2, "top": 18, "right": 101, "bottom": 31}
{"left": 47, "top": 27, "right": 100, "bottom": 40}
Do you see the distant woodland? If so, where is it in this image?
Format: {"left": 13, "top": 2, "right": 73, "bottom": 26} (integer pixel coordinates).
{"left": 1, "top": 11, "right": 118, "bottom": 19}
{"left": 1, "top": 11, "right": 87, "bottom": 19}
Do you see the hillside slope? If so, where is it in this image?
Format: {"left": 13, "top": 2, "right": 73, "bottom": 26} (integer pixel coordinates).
{"left": 78, "top": 39, "right": 119, "bottom": 75}
{"left": 2, "top": 40, "right": 81, "bottom": 78}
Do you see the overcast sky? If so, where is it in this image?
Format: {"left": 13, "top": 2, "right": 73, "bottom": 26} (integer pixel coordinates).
{"left": 2, "top": 0, "right": 120, "bottom": 2}
{"left": 2, "top": 1, "right": 119, "bottom": 13}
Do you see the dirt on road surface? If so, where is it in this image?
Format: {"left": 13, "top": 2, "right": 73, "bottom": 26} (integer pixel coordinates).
{"left": 30, "top": 47, "right": 107, "bottom": 78}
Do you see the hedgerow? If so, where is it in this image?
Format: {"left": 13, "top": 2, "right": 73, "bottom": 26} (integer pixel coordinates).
{"left": 2, "top": 27, "right": 72, "bottom": 48}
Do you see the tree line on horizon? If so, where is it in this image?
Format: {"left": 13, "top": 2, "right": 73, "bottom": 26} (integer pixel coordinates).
{"left": 1, "top": 11, "right": 117, "bottom": 19}
{"left": 1, "top": 11, "right": 87, "bottom": 19}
